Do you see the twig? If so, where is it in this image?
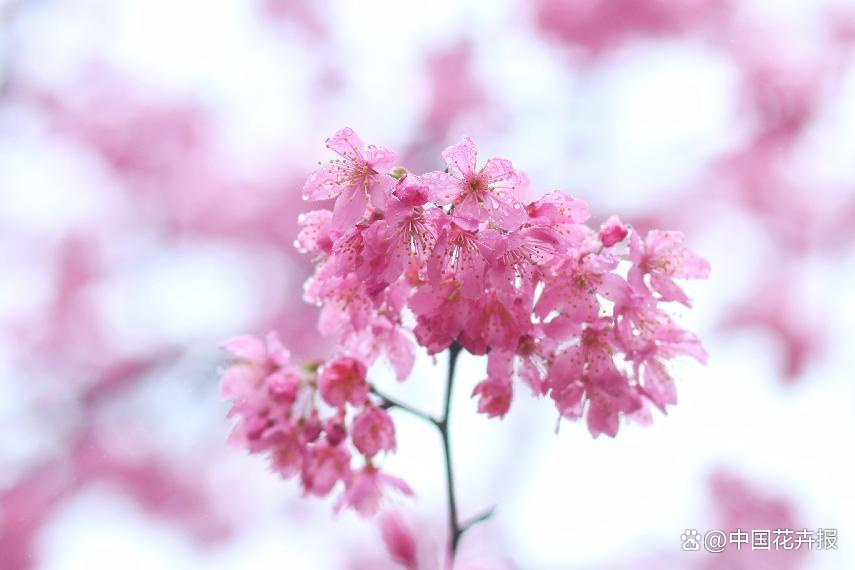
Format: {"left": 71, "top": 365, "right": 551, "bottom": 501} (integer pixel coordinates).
{"left": 373, "top": 341, "right": 491, "bottom": 562}
{"left": 370, "top": 386, "right": 438, "bottom": 425}
{"left": 440, "top": 341, "right": 464, "bottom": 557}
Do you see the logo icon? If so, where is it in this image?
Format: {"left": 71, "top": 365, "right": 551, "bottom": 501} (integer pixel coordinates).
{"left": 681, "top": 529, "right": 702, "bottom": 551}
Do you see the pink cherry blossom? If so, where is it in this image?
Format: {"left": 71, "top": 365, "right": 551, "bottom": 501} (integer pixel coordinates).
{"left": 301, "top": 442, "right": 352, "bottom": 497}
{"left": 487, "top": 330, "right": 556, "bottom": 397}
{"left": 337, "top": 465, "right": 414, "bottom": 517}
{"left": 409, "top": 280, "right": 477, "bottom": 354}
{"left": 547, "top": 320, "right": 643, "bottom": 437}
{"left": 468, "top": 291, "right": 531, "bottom": 353}
{"left": 351, "top": 406, "right": 397, "bottom": 458}
{"left": 629, "top": 229, "right": 710, "bottom": 306}
{"left": 303, "top": 127, "right": 397, "bottom": 227}
{"left": 536, "top": 252, "right": 630, "bottom": 328}
{"left": 373, "top": 175, "right": 439, "bottom": 284}
{"left": 219, "top": 331, "right": 291, "bottom": 401}
{"left": 347, "top": 315, "right": 416, "bottom": 381}
{"left": 483, "top": 225, "right": 563, "bottom": 302}
{"left": 423, "top": 137, "right": 527, "bottom": 230}
{"left": 296, "top": 209, "right": 337, "bottom": 259}
{"left": 265, "top": 369, "right": 301, "bottom": 405}
{"left": 219, "top": 337, "right": 410, "bottom": 515}
{"left": 472, "top": 376, "right": 513, "bottom": 418}
{"left": 318, "top": 356, "right": 369, "bottom": 408}
{"left": 219, "top": 131, "right": 709, "bottom": 537}
{"left": 427, "top": 214, "right": 492, "bottom": 299}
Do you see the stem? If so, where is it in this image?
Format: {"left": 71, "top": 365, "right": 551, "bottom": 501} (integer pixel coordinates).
{"left": 460, "top": 505, "right": 497, "bottom": 534}
{"left": 372, "top": 341, "right": 491, "bottom": 563}
{"left": 441, "top": 341, "right": 463, "bottom": 558}
{"left": 371, "top": 386, "right": 437, "bottom": 425}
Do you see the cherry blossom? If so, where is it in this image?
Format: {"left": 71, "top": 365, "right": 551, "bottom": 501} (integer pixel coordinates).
{"left": 219, "top": 129, "right": 708, "bottom": 553}
{"left": 303, "top": 127, "right": 398, "bottom": 227}
{"left": 423, "top": 136, "right": 528, "bottom": 230}
{"left": 629, "top": 229, "right": 711, "bottom": 307}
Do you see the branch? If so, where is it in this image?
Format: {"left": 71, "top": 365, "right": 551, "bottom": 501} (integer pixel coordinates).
{"left": 370, "top": 386, "right": 438, "bottom": 426}
{"left": 441, "top": 341, "right": 464, "bottom": 557}
{"left": 460, "top": 505, "right": 497, "bottom": 535}
{"left": 373, "top": 341, "right": 487, "bottom": 563}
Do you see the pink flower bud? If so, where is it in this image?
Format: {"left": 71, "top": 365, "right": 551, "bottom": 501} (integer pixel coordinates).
{"left": 302, "top": 412, "right": 323, "bottom": 443}
{"left": 393, "top": 174, "right": 430, "bottom": 206}
{"left": 325, "top": 417, "right": 347, "bottom": 447}
{"left": 265, "top": 370, "right": 300, "bottom": 405}
{"left": 599, "top": 215, "right": 628, "bottom": 247}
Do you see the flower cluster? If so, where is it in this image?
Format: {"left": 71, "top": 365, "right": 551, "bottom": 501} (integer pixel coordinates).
{"left": 219, "top": 332, "right": 411, "bottom": 516}
{"left": 219, "top": 128, "right": 709, "bottom": 514}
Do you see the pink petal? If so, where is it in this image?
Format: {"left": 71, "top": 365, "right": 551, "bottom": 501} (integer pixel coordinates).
{"left": 383, "top": 473, "right": 414, "bottom": 497}
{"left": 302, "top": 163, "right": 344, "bottom": 200}
{"left": 388, "top": 329, "right": 415, "bottom": 380}
{"left": 487, "top": 349, "right": 514, "bottom": 379}
{"left": 369, "top": 172, "right": 396, "bottom": 211}
{"left": 650, "top": 274, "right": 691, "bottom": 306}
{"left": 642, "top": 361, "right": 677, "bottom": 412}
{"left": 676, "top": 250, "right": 711, "bottom": 279}
{"left": 472, "top": 376, "right": 513, "bottom": 418}
{"left": 457, "top": 247, "right": 486, "bottom": 298}
{"left": 481, "top": 190, "right": 527, "bottom": 231}
{"left": 265, "top": 331, "right": 290, "bottom": 367}
{"left": 543, "top": 313, "right": 583, "bottom": 340}
{"left": 332, "top": 184, "right": 369, "bottom": 227}
{"left": 548, "top": 346, "right": 584, "bottom": 392}
{"left": 527, "top": 191, "right": 591, "bottom": 225}
{"left": 364, "top": 145, "right": 398, "bottom": 172}
{"left": 218, "top": 365, "right": 260, "bottom": 400}
{"left": 422, "top": 170, "right": 460, "bottom": 205}
{"left": 597, "top": 273, "right": 632, "bottom": 304}
{"left": 587, "top": 400, "right": 620, "bottom": 438}
{"left": 219, "top": 335, "right": 266, "bottom": 361}
{"left": 552, "top": 382, "right": 585, "bottom": 419}
{"left": 441, "top": 136, "right": 477, "bottom": 177}
{"left": 628, "top": 229, "right": 645, "bottom": 265}
{"left": 514, "top": 170, "right": 532, "bottom": 202}
{"left": 480, "top": 157, "right": 519, "bottom": 188}
{"left": 326, "top": 127, "right": 364, "bottom": 161}
{"left": 646, "top": 230, "right": 684, "bottom": 255}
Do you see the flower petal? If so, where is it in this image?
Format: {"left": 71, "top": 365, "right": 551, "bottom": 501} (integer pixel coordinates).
{"left": 442, "top": 136, "right": 477, "bottom": 177}
{"left": 326, "top": 127, "right": 364, "bottom": 161}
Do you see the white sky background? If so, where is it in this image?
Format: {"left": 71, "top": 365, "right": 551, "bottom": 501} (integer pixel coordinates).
{"left": 1, "top": 0, "right": 854, "bottom": 568}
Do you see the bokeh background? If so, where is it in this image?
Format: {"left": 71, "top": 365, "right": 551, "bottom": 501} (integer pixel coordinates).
{"left": 1, "top": 0, "right": 854, "bottom": 568}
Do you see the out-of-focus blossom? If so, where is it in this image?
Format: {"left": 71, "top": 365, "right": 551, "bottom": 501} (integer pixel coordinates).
{"left": 379, "top": 512, "right": 419, "bottom": 570}
{"left": 532, "top": 0, "right": 733, "bottom": 58}
{"left": 351, "top": 406, "right": 396, "bottom": 458}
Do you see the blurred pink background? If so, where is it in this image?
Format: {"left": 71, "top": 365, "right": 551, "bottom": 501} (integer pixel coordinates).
{"left": 1, "top": 0, "right": 853, "bottom": 568}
